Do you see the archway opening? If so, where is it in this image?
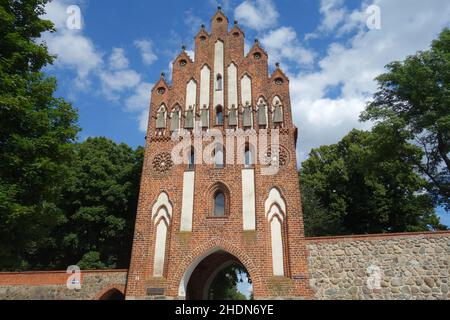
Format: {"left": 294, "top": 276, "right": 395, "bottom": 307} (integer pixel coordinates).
{"left": 99, "top": 288, "right": 125, "bottom": 300}
{"left": 186, "top": 250, "right": 253, "bottom": 300}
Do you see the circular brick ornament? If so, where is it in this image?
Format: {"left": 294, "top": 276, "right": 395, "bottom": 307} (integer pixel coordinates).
{"left": 266, "top": 145, "right": 290, "bottom": 167}
{"left": 152, "top": 152, "right": 174, "bottom": 174}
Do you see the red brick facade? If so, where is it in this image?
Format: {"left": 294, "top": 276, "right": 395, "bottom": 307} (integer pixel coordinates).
{"left": 125, "top": 8, "right": 314, "bottom": 300}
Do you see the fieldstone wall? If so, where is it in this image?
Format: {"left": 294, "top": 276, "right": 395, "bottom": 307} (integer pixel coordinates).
{"left": 307, "top": 232, "right": 450, "bottom": 300}
{"left": 0, "top": 270, "right": 127, "bottom": 300}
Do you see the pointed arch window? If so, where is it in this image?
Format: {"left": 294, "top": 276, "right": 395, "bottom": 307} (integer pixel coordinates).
{"left": 214, "top": 191, "right": 225, "bottom": 217}
{"left": 209, "top": 183, "right": 230, "bottom": 218}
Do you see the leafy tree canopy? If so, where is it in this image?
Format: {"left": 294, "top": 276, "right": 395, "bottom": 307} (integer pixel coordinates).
{"left": 31, "top": 137, "right": 144, "bottom": 270}
{"left": 208, "top": 264, "right": 252, "bottom": 300}
{"left": 0, "top": 0, "right": 79, "bottom": 270}
{"left": 361, "top": 28, "right": 450, "bottom": 209}
{"left": 301, "top": 127, "right": 447, "bottom": 237}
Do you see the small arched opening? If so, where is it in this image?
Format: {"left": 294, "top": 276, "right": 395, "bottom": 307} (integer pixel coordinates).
{"left": 98, "top": 288, "right": 125, "bottom": 300}
{"left": 244, "top": 143, "right": 255, "bottom": 168}
{"left": 188, "top": 146, "right": 195, "bottom": 171}
{"left": 215, "top": 105, "right": 224, "bottom": 126}
{"left": 208, "top": 182, "right": 230, "bottom": 217}
{"left": 216, "top": 74, "right": 223, "bottom": 91}
{"left": 214, "top": 191, "right": 225, "bottom": 216}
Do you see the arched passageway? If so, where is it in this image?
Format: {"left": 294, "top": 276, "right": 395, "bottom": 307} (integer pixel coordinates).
{"left": 98, "top": 288, "right": 125, "bottom": 300}
{"left": 186, "top": 250, "right": 253, "bottom": 300}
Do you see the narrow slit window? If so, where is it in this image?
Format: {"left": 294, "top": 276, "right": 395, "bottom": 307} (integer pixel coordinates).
{"left": 216, "top": 106, "right": 224, "bottom": 126}
{"left": 188, "top": 148, "right": 195, "bottom": 171}
{"left": 216, "top": 74, "right": 223, "bottom": 91}
{"left": 245, "top": 146, "right": 253, "bottom": 167}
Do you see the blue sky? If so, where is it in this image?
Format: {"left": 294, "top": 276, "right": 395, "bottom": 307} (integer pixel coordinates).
{"left": 42, "top": 0, "right": 449, "bottom": 225}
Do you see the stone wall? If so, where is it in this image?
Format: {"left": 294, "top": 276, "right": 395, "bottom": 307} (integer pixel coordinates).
{"left": 0, "top": 270, "right": 127, "bottom": 300}
{"left": 307, "top": 231, "right": 450, "bottom": 300}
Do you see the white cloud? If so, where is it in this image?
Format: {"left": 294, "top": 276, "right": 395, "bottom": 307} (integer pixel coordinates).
{"left": 305, "top": 0, "right": 368, "bottom": 40}
{"left": 45, "top": 30, "right": 103, "bottom": 80}
{"left": 43, "top": 0, "right": 154, "bottom": 131}
{"left": 234, "top": 0, "right": 279, "bottom": 31}
{"left": 125, "top": 82, "right": 151, "bottom": 113}
{"left": 319, "top": 0, "right": 346, "bottom": 32}
{"left": 109, "top": 48, "right": 129, "bottom": 70}
{"left": 134, "top": 39, "right": 158, "bottom": 65}
{"left": 99, "top": 69, "right": 141, "bottom": 99}
{"left": 125, "top": 82, "right": 153, "bottom": 132}
{"left": 261, "top": 27, "right": 315, "bottom": 67}
{"left": 184, "top": 9, "right": 205, "bottom": 35}
{"left": 43, "top": 0, "right": 69, "bottom": 29}
{"left": 186, "top": 50, "right": 195, "bottom": 61}
{"left": 291, "top": 0, "right": 450, "bottom": 162}
{"left": 42, "top": 0, "right": 102, "bottom": 85}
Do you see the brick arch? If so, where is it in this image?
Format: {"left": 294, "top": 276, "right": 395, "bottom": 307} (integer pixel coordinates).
{"left": 170, "top": 103, "right": 182, "bottom": 112}
{"left": 227, "top": 60, "right": 238, "bottom": 68}
{"left": 240, "top": 72, "right": 253, "bottom": 81}
{"left": 200, "top": 62, "right": 212, "bottom": 71}
{"left": 94, "top": 284, "right": 125, "bottom": 300}
{"left": 204, "top": 182, "right": 232, "bottom": 217}
{"left": 256, "top": 95, "right": 268, "bottom": 103}
{"left": 185, "top": 77, "right": 198, "bottom": 86}
{"left": 172, "top": 238, "right": 263, "bottom": 298}
{"left": 206, "top": 181, "right": 232, "bottom": 198}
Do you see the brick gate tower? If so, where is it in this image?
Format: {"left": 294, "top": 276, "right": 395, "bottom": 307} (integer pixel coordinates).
{"left": 125, "top": 7, "right": 313, "bottom": 300}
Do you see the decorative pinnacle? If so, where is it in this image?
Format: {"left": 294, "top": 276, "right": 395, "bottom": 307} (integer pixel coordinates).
{"left": 201, "top": 24, "right": 205, "bottom": 29}
{"left": 254, "top": 38, "right": 259, "bottom": 43}
{"left": 181, "top": 44, "right": 186, "bottom": 51}
{"left": 161, "top": 72, "right": 165, "bottom": 79}
{"left": 234, "top": 20, "right": 238, "bottom": 25}
{"left": 218, "top": 6, "right": 222, "bottom": 11}
{"left": 275, "top": 62, "right": 280, "bottom": 68}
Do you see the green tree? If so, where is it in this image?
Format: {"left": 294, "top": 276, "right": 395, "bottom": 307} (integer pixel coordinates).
{"left": 36, "top": 138, "right": 144, "bottom": 270}
{"left": 361, "top": 28, "right": 450, "bottom": 209}
{"left": 208, "top": 264, "right": 252, "bottom": 300}
{"left": 300, "top": 183, "right": 338, "bottom": 237}
{"left": 0, "top": 0, "right": 79, "bottom": 270}
{"left": 301, "top": 127, "right": 446, "bottom": 236}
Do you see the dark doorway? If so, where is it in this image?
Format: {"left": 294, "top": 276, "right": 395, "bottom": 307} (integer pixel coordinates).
{"left": 99, "top": 288, "right": 125, "bottom": 300}
{"left": 186, "top": 250, "right": 253, "bottom": 300}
